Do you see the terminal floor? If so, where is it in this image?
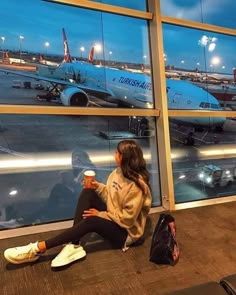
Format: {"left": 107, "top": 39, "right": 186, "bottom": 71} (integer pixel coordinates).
{"left": 1, "top": 201, "right": 236, "bottom": 295}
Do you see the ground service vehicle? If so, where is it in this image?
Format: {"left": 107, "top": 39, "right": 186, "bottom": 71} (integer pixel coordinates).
{"left": 198, "top": 164, "right": 234, "bottom": 188}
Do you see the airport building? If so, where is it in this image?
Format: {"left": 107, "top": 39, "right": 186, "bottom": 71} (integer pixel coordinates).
{"left": 1, "top": 1, "right": 236, "bottom": 294}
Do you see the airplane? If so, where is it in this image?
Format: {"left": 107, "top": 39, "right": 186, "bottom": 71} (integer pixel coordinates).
{"left": 39, "top": 55, "right": 60, "bottom": 67}
{"left": 0, "top": 28, "right": 225, "bottom": 132}
{"left": 5, "top": 52, "right": 25, "bottom": 65}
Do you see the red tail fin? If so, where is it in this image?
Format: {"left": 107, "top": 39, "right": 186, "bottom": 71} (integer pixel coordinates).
{"left": 62, "top": 28, "right": 72, "bottom": 63}
{"left": 234, "top": 69, "right": 236, "bottom": 83}
{"left": 88, "top": 47, "right": 94, "bottom": 63}
{"left": 39, "top": 55, "right": 45, "bottom": 64}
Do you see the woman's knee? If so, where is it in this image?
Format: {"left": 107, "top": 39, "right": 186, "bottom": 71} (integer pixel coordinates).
{"left": 81, "top": 188, "right": 97, "bottom": 197}
{"left": 83, "top": 216, "right": 101, "bottom": 225}
{"left": 79, "top": 189, "right": 97, "bottom": 202}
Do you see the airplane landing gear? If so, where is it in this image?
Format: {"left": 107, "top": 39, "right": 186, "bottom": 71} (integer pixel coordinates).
{"left": 214, "top": 126, "right": 223, "bottom": 132}
{"left": 194, "top": 126, "right": 204, "bottom": 132}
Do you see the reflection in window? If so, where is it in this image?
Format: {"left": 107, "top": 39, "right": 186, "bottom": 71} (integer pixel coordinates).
{"left": 161, "top": 0, "right": 236, "bottom": 29}
{"left": 88, "top": 0, "right": 147, "bottom": 11}
{"left": 0, "top": 0, "right": 152, "bottom": 109}
{"left": 0, "top": 115, "right": 160, "bottom": 230}
{"left": 163, "top": 24, "right": 236, "bottom": 111}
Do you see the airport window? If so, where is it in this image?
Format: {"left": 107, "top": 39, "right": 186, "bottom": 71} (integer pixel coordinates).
{"left": 88, "top": 0, "right": 147, "bottom": 11}
{"left": 1, "top": 0, "right": 236, "bottom": 222}
{"left": 161, "top": 0, "right": 236, "bottom": 30}
{"left": 169, "top": 117, "right": 236, "bottom": 203}
{"left": 0, "top": 114, "right": 160, "bottom": 229}
{"left": 163, "top": 24, "right": 236, "bottom": 111}
{"left": 0, "top": 0, "right": 153, "bottom": 109}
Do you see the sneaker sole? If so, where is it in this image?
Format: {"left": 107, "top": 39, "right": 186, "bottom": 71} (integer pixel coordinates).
{"left": 51, "top": 250, "right": 86, "bottom": 268}
{"left": 4, "top": 251, "right": 40, "bottom": 264}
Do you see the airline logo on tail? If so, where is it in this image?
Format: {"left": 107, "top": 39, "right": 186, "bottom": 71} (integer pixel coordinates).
{"left": 88, "top": 47, "right": 94, "bottom": 63}
{"left": 61, "top": 29, "right": 95, "bottom": 64}
{"left": 62, "top": 28, "right": 72, "bottom": 63}
{"left": 39, "top": 55, "right": 46, "bottom": 64}
{"left": 5, "top": 52, "right": 10, "bottom": 62}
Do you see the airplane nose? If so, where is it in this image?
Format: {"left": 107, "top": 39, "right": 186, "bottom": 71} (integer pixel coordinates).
{"left": 214, "top": 116, "right": 226, "bottom": 126}
{"left": 210, "top": 116, "right": 226, "bottom": 130}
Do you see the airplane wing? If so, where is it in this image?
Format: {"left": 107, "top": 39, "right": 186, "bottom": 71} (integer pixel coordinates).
{"left": 0, "top": 67, "right": 112, "bottom": 99}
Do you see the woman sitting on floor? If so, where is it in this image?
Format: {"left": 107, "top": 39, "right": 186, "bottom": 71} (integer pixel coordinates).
{"left": 4, "top": 139, "right": 152, "bottom": 268}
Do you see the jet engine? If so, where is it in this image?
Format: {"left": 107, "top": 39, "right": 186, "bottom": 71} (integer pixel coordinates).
{"left": 60, "top": 87, "right": 89, "bottom": 106}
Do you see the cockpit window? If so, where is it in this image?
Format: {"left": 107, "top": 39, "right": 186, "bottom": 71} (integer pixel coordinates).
{"left": 199, "top": 102, "right": 220, "bottom": 109}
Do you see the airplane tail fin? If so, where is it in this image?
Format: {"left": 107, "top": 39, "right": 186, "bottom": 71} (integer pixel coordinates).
{"left": 88, "top": 47, "right": 94, "bottom": 63}
{"left": 39, "top": 55, "right": 45, "bottom": 64}
{"left": 62, "top": 28, "right": 72, "bottom": 63}
{"left": 234, "top": 68, "right": 236, "bottom": 82}
{"left": 5, "top": 52, "right": 10, "bottom": 62}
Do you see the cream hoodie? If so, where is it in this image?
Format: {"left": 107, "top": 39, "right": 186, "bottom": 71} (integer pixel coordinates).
{"left": 96, "top": 167, "right": 151, "bottom": 244}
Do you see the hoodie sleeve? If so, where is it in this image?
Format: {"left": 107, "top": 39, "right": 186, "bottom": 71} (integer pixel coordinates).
{"left": 95, "top": 169, "right": 116, "bottom": 203}
{"left": 95, "top": 183, "right": 108, "bottom": 203}
{"left": 98, "top": 189, "right": 145, "bottom": 229}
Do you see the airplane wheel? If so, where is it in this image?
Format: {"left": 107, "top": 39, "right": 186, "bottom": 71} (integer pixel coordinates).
{"left": 194, "top": 127, "right": 204, "bottom": 132}
{"left": 227, "top": 181, "right": 233, "bottom": 187}
{"left": 214, "top": 126, "right": 223, "bottom": 132}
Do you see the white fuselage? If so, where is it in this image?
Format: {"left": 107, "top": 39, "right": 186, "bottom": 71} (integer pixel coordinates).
{"left": 9, "top": 58, "right": 25, "bottom": 64}
{"left": 57, "top": 62, "right": 225, "bottom": 127}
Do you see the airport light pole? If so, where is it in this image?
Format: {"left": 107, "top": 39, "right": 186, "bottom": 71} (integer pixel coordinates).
{"left": 1, "top": 36, "right": 5, "bottom": 62}
{"left": 80, "top": 46, "right": 85, "bottom": 60}
{"left": 109, "top": 51, "right": 112, "bottom": 62}
{"left": 45, "top": 42, "right": 50, "bottom": 56}
{"left": 211, "top": 56, "right": 220, "bottom": 74}
{"left": 94, "top": 43, "right": 102, "bottom": 64}
{"left": 19, "top": 35, "right": 24, "bottom": 64}
{"left": 143, "top": 55, "right": 147, "bottom": 71}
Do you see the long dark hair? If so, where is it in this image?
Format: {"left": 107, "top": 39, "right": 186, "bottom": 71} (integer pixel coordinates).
{"left": 117, "top": 140, "right": 151, "bottom": 192}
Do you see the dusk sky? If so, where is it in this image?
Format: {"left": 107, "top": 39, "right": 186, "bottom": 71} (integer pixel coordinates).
{"left": 0, "top": 0, "right": 235, "bottom": 71}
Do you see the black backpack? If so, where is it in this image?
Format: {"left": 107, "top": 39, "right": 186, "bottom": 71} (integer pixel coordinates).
{"left": 149, "top": 213, "right": 180, "bottom": 266}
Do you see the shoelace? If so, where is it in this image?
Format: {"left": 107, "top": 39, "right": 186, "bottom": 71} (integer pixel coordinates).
{"left": 16, "top": 247, "right": 37, "bottom": 258}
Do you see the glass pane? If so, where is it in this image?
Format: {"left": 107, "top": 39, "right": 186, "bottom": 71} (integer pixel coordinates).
{"left": 163, "top": 24, "right": 236, "bottom": 112}
{"left": 161, "top": 0, "right": 236, "bottom": 29}
{"left": 170, "top": 117, "right": 236, "bottom": 203}
{"left": 89, "top": 0, "right": 147, "bottom": 11}
{"left": 0, "top": 114, "right": 160, "bottom": 230}
{"left": 0, "top": 0, "right": 152, "bottom": 109}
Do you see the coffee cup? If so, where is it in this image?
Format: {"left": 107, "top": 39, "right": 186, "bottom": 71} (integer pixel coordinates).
{"left": 84, "top": 170, "right": 96, "bottom": 188}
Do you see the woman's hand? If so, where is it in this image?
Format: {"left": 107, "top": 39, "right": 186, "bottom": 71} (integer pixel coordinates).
{"left": 82, "top": 180, "right": 99, "bottom": 189}
{"left": 82, "top": 208, "right": 99, "bottom": 219}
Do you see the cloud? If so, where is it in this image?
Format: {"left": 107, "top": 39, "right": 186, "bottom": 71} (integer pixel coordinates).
{"left": 161, "top": 0, "right": 231, "bottom": 22}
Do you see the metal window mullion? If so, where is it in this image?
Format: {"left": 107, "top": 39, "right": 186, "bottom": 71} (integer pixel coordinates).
{"left": 0, "top": 105, "right": 159, "bottom": 117}
{"left": 161, "top": 15, "right": 236, "bottom": 37}
{"left": 148, "top": 0, "right": 175, "bottom": 211}
{"left": 169, "top": 110, "right": 236, "bottom": 117}
{"left": 44, "top": 0, "right": 153, "bottom": 20}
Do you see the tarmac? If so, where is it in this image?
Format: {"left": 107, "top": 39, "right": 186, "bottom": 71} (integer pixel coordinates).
{"left": 0, "top": 69, "right": 160, "bottom": 225}
{"left": 0, "top": 65, "right": 236, "bottom": 225}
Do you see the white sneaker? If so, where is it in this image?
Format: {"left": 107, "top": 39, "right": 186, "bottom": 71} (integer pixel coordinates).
{"left": 4, "top": 242, "right": 41, "bottom": 264}
{"left": 51, "top": 243, "right": 86, "bottom": 268}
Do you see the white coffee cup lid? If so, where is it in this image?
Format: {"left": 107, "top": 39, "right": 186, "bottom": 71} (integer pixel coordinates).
{"left": 84, "top": 170, "right": 96, "bottom": 176}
